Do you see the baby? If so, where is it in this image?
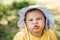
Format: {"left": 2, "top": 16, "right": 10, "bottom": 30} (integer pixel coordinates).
{"left": 13, "top": 5, "right": 57, "bottom": 40}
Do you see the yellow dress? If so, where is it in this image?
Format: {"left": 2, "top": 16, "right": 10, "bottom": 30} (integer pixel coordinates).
{"left": 13, "top": 29, "right": 57, "bottom": 40}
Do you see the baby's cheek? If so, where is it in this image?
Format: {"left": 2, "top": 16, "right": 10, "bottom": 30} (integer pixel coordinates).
{"left": 38, "top": 21, "right": 42, "bottom": 25}
{"left": 28, "top": 23, "right": 32, "bottom": 28}
{"left": 38, "top": 21, "right": 45, "bottom": 28}
{"left": 30, "top": 24, "right": 33, "bottom": 28}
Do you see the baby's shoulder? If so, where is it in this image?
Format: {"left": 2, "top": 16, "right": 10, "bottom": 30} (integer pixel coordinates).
{"left": 15, "top": 29, "right": 26, "bottom": 36}
{"left": 48, "top": 29, "right": 57, "bottom": 40}
{"left": 13, "top": 29, "right": 26, "bottom": 40}
{"left": 48, "top": 29, "right": 55, "bottom": 36}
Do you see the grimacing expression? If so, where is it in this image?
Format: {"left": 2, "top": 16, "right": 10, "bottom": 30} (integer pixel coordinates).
{"left": 24, "top": 9, "right": 46, "bottom": 33}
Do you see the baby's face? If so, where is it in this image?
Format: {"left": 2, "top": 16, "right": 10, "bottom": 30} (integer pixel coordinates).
{"left": 25, "top": 10, "right": 45, "bottom": 33}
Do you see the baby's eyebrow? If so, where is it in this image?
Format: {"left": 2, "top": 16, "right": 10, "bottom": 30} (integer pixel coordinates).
{"left": 37, "top": 17, "right": 41, "bottom": 19}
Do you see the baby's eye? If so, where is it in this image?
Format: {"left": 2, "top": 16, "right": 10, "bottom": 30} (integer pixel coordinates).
{"left": 28, "top": 19, "right": 33, "bottom": 21}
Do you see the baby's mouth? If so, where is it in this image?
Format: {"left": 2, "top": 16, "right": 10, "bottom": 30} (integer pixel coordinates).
{"left": 34, "top": 25, "right": 39, "bottom": 29}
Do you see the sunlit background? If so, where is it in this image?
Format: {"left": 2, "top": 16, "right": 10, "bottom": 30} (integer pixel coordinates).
{"left": 0, "top": 0, "right": 60, "bottom": 40}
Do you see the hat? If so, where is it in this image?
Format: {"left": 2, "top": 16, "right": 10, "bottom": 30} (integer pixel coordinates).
{"left": 18, "top": 5, "right": 54, "bottom": 30}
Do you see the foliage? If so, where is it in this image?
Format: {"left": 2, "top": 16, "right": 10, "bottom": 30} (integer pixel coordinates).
{"left": 12, "top": 1, "right": 35, "bottom": 9}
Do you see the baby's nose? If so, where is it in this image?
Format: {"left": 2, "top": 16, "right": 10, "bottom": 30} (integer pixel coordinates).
{"left": 33, "top": 20, "right": 38, "bottom": 24}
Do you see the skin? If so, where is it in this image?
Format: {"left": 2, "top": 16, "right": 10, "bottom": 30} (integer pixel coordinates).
{"left": 24, "top": 10, "right": 46, "bottom": 38}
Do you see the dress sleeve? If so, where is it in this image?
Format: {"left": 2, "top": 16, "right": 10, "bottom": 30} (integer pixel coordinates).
{"left": 13, "top": 31, "right": 25, "bottom": 40}
{"left": 48, "top": 29, "right": 57, "bottom": 40}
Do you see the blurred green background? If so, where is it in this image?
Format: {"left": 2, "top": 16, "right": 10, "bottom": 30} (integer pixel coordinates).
{"left": 0, "top": 0, "right": 60, "bottom": 40}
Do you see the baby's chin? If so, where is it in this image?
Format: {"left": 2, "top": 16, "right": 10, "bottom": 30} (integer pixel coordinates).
{"left": 32, "top": 29, "right": 42, "bottom": 33}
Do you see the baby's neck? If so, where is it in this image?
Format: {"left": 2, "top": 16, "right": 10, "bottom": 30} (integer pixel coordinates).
{"left": 30, "top": 30, "right": 43, "bottom": 38}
